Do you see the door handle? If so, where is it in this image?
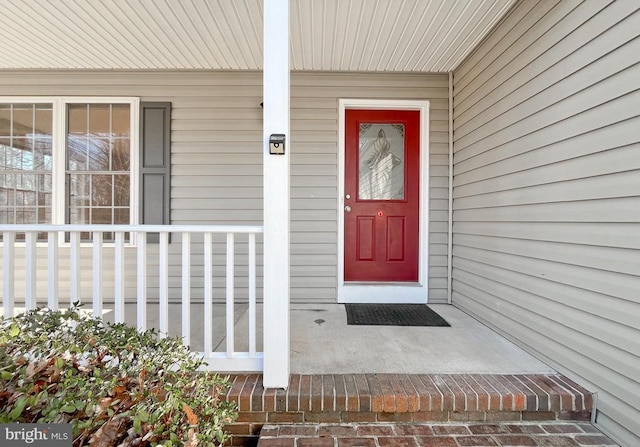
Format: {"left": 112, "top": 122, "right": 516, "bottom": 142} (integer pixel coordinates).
{"left": 344, "top": 205, "right": 351, "bottom": 212}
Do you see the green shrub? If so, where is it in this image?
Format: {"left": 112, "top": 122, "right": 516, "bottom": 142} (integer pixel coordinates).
{"left": 0, "top": 306, "right": 237, "bottom": 447}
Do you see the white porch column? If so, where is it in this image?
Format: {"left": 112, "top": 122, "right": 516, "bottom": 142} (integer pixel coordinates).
{"left": 263, "top": 0, "right": 290, "bottom": 388}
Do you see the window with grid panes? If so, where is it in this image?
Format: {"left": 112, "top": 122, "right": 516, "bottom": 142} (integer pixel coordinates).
{"left": 0, "top": 103, "right": 53, "bottom": 235}
{"left": 0, "top": 99, "right": 137, "bottom": 240}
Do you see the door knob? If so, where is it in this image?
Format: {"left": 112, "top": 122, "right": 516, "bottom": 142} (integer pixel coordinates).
{"left": 344, "top": 205, "right": 351, "bottom": 212}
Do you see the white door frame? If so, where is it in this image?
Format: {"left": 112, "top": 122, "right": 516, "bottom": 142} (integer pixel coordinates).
{"left": 337, "top": 99, "right": 430, "bottom": 304}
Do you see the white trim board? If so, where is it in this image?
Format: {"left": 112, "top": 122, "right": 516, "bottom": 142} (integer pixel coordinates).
{"left": 337, "top": 99, "right": 430, "bottom": 304}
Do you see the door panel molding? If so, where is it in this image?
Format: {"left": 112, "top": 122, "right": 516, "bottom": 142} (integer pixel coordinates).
{"left": 337, "top": 99, "right": 430, "bottom": 304}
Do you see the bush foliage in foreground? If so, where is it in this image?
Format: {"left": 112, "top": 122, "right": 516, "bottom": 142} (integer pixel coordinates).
{"left": 0, "top": 306, "right": 237, "bottom": 447}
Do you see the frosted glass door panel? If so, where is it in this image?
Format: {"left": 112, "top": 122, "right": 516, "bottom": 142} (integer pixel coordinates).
{"left": 358, "top": 124, "right": 404, "bottom": 200}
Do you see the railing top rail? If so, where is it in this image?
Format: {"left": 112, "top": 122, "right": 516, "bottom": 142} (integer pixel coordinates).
{"left": 0, "top": 224, "right": 264, "bottom": 234}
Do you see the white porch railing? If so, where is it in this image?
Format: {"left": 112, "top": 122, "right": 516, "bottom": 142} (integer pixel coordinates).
{"left": 0, "top": 224, "right": 264, "bottom": 372}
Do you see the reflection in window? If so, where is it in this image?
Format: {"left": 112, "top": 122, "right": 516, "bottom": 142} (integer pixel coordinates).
{"left": 358, "top": 124, "right": 404, "bottom": 200}
{"left": 0, "top": 103, "right": 53, "bottom": 228}
{"left": 67, "top": 104, "right": 131, "bottom": 234}
{"left": 0, "top": 99, "right": 135, "bottom": 242}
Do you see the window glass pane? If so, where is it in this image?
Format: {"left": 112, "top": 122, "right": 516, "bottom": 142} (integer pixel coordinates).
{"left": 0, "top": 106, "right": 10, "bottom": 136}
{"left": 0, "top": 139, "right": 8, "bottom": 168}
{"left": 17, "top": 173, "right": 35, "bottom": 194}
{"left": 358, "top": 124, "right": 405, "bottom": 200}
{"left": 92, "top": 208, "right": 113, "bottom": 224}
{"left": 69, "top": 207, "right": 90, "bottom": 225}
{"left": 41, "top": 173, "right": 52, "bottom": 195}
{"left": 38, "top": 208, "right": 51, "bottom": 225}
{"left": 91, "top": 174, "right": 112, "bottom": 206}
{"left": 34, "top": 106, "right": 53, "bottom": 135}
{"left": 89, "top": 104, "right": 110, "bottom": 137}
{"left": 34, "top": 137, "right": 53, "bottom": 170}
{"left": 87, "top": 138, "right": 111, "bottom": 171}
{"left": 69, "top": 174, "right": 89, "bottom": 207}
{"left": 115, "top": 208, "right": 129, "bottom": 225}
{"left": 18, "top": 209, "right": 37, "bottom": 224}
{"left": 2, "top": 145, "right": 16, "bottom": 170}
{"left": 0, "top": 174, "right": 15, "bottom": 199}
{"left": 0, "top": 210, "right": 12, "bottom": 224}
{"left": 38, "top": 174, "right": 52, "bottom": 206}
{"left": 112, "top": 105, "right": 130, "bottom": 137}
{"left": 68, "top": 136, "right": 88, "bottom": 170}
{"left": 12, "top": 106, "right": 33, "bottom": 137}
{"left": 112, "top": 139, "right": 130, "bottom": 171}
{"left": 114, "top": 174, "right": 130, "bottom": 206}
{"left": 5, "top": 189, "right": 15, "bottom": 207}
{"left": 21, "top": 182, "right": 36, "bottom": 205}
{"left": 68, "top": 104, "right": 87, "bottom": 135}
{"left": 12, "top": 139, "right": 33, "bottom": 170}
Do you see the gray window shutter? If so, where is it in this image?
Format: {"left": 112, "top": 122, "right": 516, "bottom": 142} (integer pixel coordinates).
{"left": 139, "top": 102, "right": 171, "bottom": 242}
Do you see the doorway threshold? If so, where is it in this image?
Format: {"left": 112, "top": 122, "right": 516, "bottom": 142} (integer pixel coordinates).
{"left": 338, "top": 282, "right": 428, "bottom": 304}
{"left": 344, "top": 281, "right": 422, "bottom": 286}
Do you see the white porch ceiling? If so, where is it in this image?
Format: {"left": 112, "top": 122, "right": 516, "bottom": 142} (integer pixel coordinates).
{"left": 0, "top": 0, "right": 515, "bottom": 72}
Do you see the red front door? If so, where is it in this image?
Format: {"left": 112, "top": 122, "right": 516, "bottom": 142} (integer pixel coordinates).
{"left": 344, "top": 109, "right": 420, "bottom": 282}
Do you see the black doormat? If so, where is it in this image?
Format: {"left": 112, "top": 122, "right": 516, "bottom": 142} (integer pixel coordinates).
{"left": 345, "top": 304, "right": 450, "bottom": 327}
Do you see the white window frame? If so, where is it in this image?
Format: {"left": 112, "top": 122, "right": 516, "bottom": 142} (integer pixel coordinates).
{"left": 0, "top": 96, "right": 140, "bottom": 231}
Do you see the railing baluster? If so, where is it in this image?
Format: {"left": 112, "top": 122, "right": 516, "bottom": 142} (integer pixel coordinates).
{"left": 249, "top": 232, "right": 257, "bottom": 357}
{"left": 3, "top": 232, "right": 15, "bottom": 318}
{"left": 114, "top": 232, "right": 125, "bottom": 323}
{"left": 70, "top": 232, "right": 81, "bottom": 305}
{"left": 0, "top": 223, "right": 264, "bottom": 372}
{"left": 136, "top": 232, "right": 147, "bottom": 331}
{"left": 92, "top": 232, "right": 103, "bottom": 317}
{"left": 159, "top": 232, "right": 169, "bottom": 337}
{"left": 182, "top": 232, "right": 191, "bottom": 347}
{"left": 226, "top": 232, "right": 235, "bottom": 358}
{"left": 25, "top": 232, "right": 37, "bottom": 310}
{"left": 47, "top": 232, "right": 58, "bottom": 310}
{"left": 204, "top": 232, "right": 213, "bottom": 356}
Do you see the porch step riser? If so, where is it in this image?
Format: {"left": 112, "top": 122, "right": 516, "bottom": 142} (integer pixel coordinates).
{"left": 223, "top": 374, "right": 593, "bottom": 447}
{"left": 256, "top": 422, "right": 617, "bottom": 447}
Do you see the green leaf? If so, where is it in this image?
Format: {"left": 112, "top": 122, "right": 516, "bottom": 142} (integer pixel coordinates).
{"left": 9, "top": 396, "right": 28, "bottom": 419}
{"left": 9, "top": 325, "right": 19, "bottom": 337}
{"left": 60, "top": 404, "right": 76, "bottom": 413}
{"left": 133, "top": 417, "right": 141, "bottom": 433}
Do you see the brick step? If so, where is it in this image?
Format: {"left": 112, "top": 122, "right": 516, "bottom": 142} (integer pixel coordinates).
{"left": 223, "top": 374, "right": 594, "bottom": 446}
{"left": 256, "top": 422, "right": 618, "bottom": 447}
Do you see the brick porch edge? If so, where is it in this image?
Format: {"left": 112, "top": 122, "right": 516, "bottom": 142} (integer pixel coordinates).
{"left": 222, "top": 374, "right": 594, "bottom": 446}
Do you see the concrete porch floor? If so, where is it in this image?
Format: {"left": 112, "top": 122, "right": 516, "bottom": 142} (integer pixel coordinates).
{"left": 289, "top": 304, "right": 554, "bottom": 375}
{"left": 97, "top": 302, "right": 553, "bottom": 375}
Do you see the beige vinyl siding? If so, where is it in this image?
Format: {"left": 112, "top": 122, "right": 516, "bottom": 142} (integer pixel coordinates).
{"left": 452, "top": 1, "right": 640, "bottom": 446}
{"left": 0, "top": 70, "right": 448, "bottom": 303}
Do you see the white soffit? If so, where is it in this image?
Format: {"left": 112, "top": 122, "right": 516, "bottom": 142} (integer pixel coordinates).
{"left": 0, "top": 0, "right": 515, "bottom": 72}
